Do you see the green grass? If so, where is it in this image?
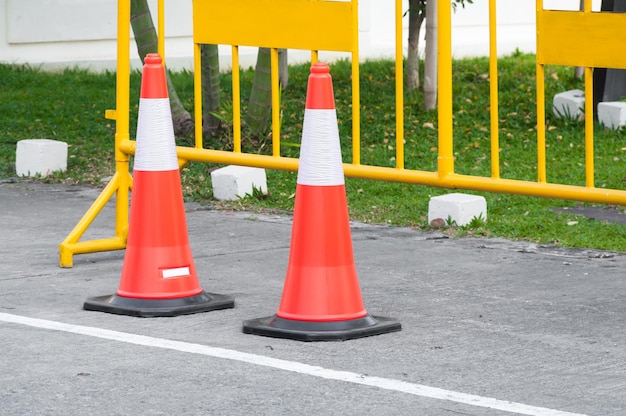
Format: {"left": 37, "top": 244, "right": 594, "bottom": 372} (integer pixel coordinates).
{"left": 2, "top": 53, "right": 626, "bottom": 251}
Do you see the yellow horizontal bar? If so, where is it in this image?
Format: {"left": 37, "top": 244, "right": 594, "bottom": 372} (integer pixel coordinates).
{"left": 61, "top": 238, "right": 126, "bottom": 255}
{"left": 105, "top": 109, "right": 116, "bottom": 120}
{"left": 193, "top": 0, "right": 353, "bottom": 51}
{"left": 537, "top": 10, "right": 626, "bottom": 68}
{"left": 119, "top": 140, "right": 626, "bottom": 206}
{"left": 120, "top": 140, "right": 299, "bottom": 172}
{"left": 59, "top": 237, "right": 126, "bottom": 268}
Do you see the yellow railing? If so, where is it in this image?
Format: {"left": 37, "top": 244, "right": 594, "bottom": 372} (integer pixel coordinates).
{"left": 59, "top": 0, "right": 626, "bottom": 267}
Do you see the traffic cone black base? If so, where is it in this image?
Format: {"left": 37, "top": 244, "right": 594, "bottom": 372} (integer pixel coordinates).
{"left": 84, "top": 291, "right": 234, "bottom": 318}
{"left": 243, "top": 314, "right": 401, "bottom": 342}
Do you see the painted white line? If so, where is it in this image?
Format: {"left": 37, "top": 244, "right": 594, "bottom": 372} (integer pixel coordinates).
{"left": 0, "top": 312, "right": 587, "bottom": 416}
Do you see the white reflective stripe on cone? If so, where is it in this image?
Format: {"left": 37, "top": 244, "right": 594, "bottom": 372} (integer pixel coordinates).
{"left": 162, "top": 267, "right": 191, "bottom": 279}
{"left": 297, "top": 109, "right": 345, "bottom": 186}
{"left": 134, "top": 98, "right": 179, "bottom": 172}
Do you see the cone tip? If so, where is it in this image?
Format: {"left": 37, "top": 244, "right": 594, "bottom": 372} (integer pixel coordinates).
{"left": 305, "top": 62, "right": 335, "bottom": 110}
{"left": 311, "top": 62, "right": 330, "bottom": 74}
{"left": 144, "top": 53, "right": 162, "bottom": 66}
{"left": 140, "top": 53, "right": 168, "bottom": 99}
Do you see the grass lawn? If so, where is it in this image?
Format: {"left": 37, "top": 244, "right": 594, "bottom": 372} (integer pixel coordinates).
{"left": 2, "top": 52, "right": 626, "bottom": 251}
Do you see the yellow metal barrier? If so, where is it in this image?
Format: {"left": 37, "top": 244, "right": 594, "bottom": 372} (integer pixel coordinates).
{"left": 60, "top": 0, "right": 626, "bottom": 267}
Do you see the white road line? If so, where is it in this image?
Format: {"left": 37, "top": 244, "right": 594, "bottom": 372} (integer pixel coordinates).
{"left": 0, "top": 312, "right": 588, "bottom": 416}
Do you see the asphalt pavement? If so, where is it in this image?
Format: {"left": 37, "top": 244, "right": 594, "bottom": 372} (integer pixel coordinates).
{"left": 1, "top": 179, "right": 625, "bottom": 416}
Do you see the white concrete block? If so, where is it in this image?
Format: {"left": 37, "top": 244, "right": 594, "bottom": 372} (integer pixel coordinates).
{"left": 598, "top": 101, "right": 626, "bottom": 130}
{"left": 553, "top": 89, "right": 585, "bottom": 120}
{"left": 428, "top": 193, "right": 487, "bottom": 227}
{"left": 210, "top": 165, "right": 267, "bottom": 201}
{"left": 15, "top": 139, "right": 68, "bottom": 177}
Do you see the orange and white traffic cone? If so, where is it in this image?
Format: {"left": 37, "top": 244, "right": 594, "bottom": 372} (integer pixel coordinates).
{"left": 243, "top": 62, "right": 401, "bottom": 340}
{"left": 84, "top": 53, "right": 234, "bottom": 317}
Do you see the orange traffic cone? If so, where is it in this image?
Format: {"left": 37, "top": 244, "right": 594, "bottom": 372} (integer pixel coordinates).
{"left": 243, "top": 62, "right": 401, "bottom": 340}
{"left": 84, "top": 53, "right": 234, "bottom": 317}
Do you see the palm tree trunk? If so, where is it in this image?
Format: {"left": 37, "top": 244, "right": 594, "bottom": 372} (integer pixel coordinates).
{"left": 279, "top": 49, "right": 288, "bottom": 89}
{"left": 406, "top": 0, "right": 425, "bottom": 91}
{"left": 130, "top": 0, "right": 193, "bottom": 136}
{"left": 200, "top": 44, "right": 221, "bottom": 136}
{"left": 245, "top": 48, "right": 272, "bottom": 138}
{"left": 423, "top": 0, "right": 438, "bottom": 110}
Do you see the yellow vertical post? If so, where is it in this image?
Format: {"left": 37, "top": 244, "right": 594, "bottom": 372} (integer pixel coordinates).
{"left": 232, "top": 46, "right": 242, "bottom": 153}
{"left": 584, "top": 67, "right": 594, "bottom": 187}
{"left": 582, "top": 0, "right": 594, "bottom": 188}
{"left": 489, "top": 0, "right": 500, "bottom": 179}
{"left": 535, "top": 0, "right": 547, "bottom": 183}
{"left": 271, "top": 48, "right": 281, "bottom": 157}
{"left": 394, "top": 0, "right": 404, "bottom": 169}
{"left": 536, "top": 69, "right": 547, "bottom": 183}
{"left": 115, "top": 0, "right": 131, "bottom": 240}
{"left": 158, "top": 0, "right": 165, "bottom": 60}
{"left": 351, "top": 0, "right": 361, "bottom": 165}
{"left": 311, "top": 50, "right": 319, "bottom": 64}
{"left": 193, "top": 43, "right": 203, "bottom": 149}
{"left": 437, "top": 0, "right": 454, "bottom": 178}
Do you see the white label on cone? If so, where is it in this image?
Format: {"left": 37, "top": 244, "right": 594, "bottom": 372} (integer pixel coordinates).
{"left": 161, "top": 267, "right": 190, "bottom": 279}
{"left": 134, "top": 98, "right": 179, "bottom": 172}
{"left": 297, "top": 109, "right": 345, "bottom": 186}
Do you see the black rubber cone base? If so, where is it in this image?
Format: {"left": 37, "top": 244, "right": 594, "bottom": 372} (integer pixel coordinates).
{"left": 242, "top": 314, "right": 401, "bottom": 342}
{"left": 83, "top": 291, "right": 234, "bottom": 317}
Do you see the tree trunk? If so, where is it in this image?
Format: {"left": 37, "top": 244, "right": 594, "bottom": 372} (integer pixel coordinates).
{"left": 130, "top": 0, "right": 193, "bottom": 136}
{"left": 279, "top": 49, "right": 288, "bottom": 89}
{"left": 406, "top": 0, "right": 426, "bottom": 91}
{"left": 245, "top": 48, "right": 273, "bottom": 138}
{"left": 200, "top": 44, "right": 221, "bottom": 136}
{"left": 423, "top": 0, "right": 438, "bottom": 110}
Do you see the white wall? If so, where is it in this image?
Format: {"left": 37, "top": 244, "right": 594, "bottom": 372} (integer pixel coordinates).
{"left": 0, "top": 0, "right": 602, "bottom": 72}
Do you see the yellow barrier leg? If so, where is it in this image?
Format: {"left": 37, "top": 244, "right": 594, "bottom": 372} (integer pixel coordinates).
{"left": 59, "top": 173, "right": 122, "bottom": 267}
